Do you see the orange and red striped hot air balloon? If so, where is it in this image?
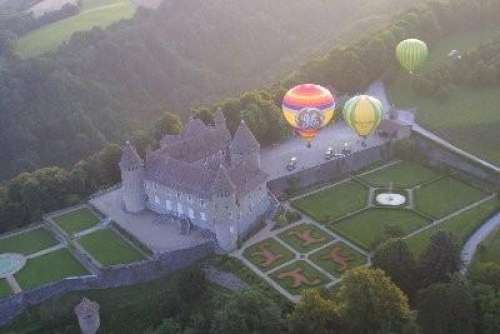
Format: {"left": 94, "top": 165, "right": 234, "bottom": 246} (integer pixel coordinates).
{"left": 282, "top": 84, "right": 336, "bottom": 147}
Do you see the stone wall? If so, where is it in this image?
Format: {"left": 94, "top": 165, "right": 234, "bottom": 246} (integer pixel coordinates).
{"left": 413, "top": 132, "right": 500, "bottom": 189}
{"left": 0, "top": 241, "right": 215, "bottom": 327}
{"left": 268, "top": 142, "right": 393, "bottom": 198}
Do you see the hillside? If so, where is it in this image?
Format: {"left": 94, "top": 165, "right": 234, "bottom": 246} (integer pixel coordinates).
{"left": 388, "top": 25, "right": 500, "bottom": 165}
{"left": 0, "top": 0, "right": 414, "bottom": 181}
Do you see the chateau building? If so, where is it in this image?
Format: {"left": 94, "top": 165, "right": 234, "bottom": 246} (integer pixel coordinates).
{"left": 119, "top": 110, "right": 270, "bottom": 251}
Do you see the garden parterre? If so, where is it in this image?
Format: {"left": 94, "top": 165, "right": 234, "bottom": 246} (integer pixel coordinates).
{"left": 237, "top": 160, "right": 497, "bottom": 301}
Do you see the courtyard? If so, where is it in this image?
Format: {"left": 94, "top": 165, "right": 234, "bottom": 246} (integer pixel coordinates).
{"left": 235, "top": 160, "right": 497, "bottom": 301}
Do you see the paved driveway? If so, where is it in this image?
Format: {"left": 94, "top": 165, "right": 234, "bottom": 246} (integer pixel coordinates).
{"left": 261, "top": 121, "right": 387, "bottom": 180}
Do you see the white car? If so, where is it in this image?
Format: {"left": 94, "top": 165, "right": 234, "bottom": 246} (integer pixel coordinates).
{"left": 325, "top": 147, "right": 334, "bottom": 160}
{"left": 287, "top": 157, "right": 297, "bottom": 171}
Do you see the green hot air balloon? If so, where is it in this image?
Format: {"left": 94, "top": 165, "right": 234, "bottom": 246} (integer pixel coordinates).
{"left": 396, "top": 39, "right": 429, "bottom": 74}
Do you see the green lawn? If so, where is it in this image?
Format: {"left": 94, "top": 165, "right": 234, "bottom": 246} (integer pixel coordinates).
{"left": 292, "top": 180, "right": 368, "bottom": 223}
{"left": 415, "top": 177, "right": 486, "bottom": 218}
{"left": 388, "top": 25, "right": 500, "bottom": 165}
{"left": 330, "top": 208, "right": 430, "bottom": 250}
{"left": 406, "top": 198, "right": 499, "bottom": 257}
{"left": 15, "top": 249, "right": 88, "bottom": 290}
{"left": 15, "top": 0, "right": 136, "bottom": 58}
{"left": 359, "top": 161, "right": 440, "bottom": 188}
{"left": 54, "top": 208, "right": 101, "bottom": 235}
{"left": 309, "top": 242, "right": 367, "bottom": 277}
{"left": 0, "top": 279, "right": 11, "bottom": 298}
{"left": 78, "top": 229, "right": 145, "bottom": 266}
{"left": 277, "top": 224, "right": 332, "bottom": 254}
{"left": 474, "top": 229, "right": 500, "bottom": 266}
{"left": 243, "top": 239, "right": 295, "bottom": 272}
{"left": 0, "top": 228, "right": 58, "bottom": 256}
{"left": 271, "top": 260, "right": 329, "bottom": 295}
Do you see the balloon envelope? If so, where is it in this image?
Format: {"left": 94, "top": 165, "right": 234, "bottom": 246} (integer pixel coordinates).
{"left": 396, "top": 39, "right": 429, "bottom": 74}
{"left": 343, "top": 95, "right": 384, "bottom": 137}
{"left": 282, "top": 84, "right": 335, "bottom": 142}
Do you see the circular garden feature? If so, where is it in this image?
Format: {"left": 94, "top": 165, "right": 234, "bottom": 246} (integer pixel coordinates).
{"left": 0, "top": 253, "right": 26, "bottom": 278}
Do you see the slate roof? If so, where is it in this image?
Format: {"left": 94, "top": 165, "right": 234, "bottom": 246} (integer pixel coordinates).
{"left": 378, "top": 118, "right": 404, "bottom": 136}
{"left": 231, "top": 121, "right": 260, "bottom": 154}
{"left": 119, "top": 141, "right": 143, "bottom": 169}
{"left": 138, "top": 115, "right": 267, "bottom": 199}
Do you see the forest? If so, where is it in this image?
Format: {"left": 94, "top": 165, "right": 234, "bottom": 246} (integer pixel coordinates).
{"left": 1, "top": 0, "right": 500, "bottom": 232}
{"left": 0, "top": 0, "right": 416, "bottom": 181}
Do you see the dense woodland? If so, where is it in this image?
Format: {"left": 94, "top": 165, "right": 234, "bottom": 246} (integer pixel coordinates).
{"left": 0, "top": 0, "right": 417, "bottom": 181}
{"left": 412, "top": 32, "right": 500, "bottom": 98}
{"left": 1, "top": 0, "right": 500, "bottom": 234}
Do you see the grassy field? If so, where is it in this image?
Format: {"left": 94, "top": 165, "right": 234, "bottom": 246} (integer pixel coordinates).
{"left": 415, "top": 177, "right": 487, "bottom": 218}
{"left": 474, "top": 229, "right": 500, "bottom": 266}
{"left": 388, "top": 25, "right": 500, "bottom": 165}
{"left": 309, "top": 242, "right": 367, "bottom": 277}
{"left": 330, "top": 208, "right": 430, "bottom": 250}
{"left": 54, "top": 208, "right": 101, "bottom": 235}
{"left": 243, "top": 239, "right": 295, "bottom": 271}
{"left": 277, "top": 224, "right": 332, "bottom": 254}
{"left": 292, "top": 180, "right": 368, "bottom": 223}
{"left": 0, "top": 228, "right": 58, "bottom": 255}
{"left": 77, "top": 229, "right": 145, "bottom": 266}
{"left": 0, "top": 279, "right": 11, "bottom": 298}
{"left": 271, "top": 260, "right": 328, "bottom": 295}
{"left": 15, "top": 0, "right": 136, "bottom": 58}
{"left": 359, "top": 161, "right": 440, "bottom": 188}
{"left": 406, "top": 198, "right": 499, "bottom": 257}
{"left": 15, "top": 249, "right": 88, "bottom": 289}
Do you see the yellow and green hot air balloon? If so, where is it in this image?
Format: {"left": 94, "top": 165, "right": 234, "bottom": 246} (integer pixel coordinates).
{"left": 343, "top": 95, "right": 384, "bottom": 139}
{"left": 396, "top": 38, "right": 429, "bottom": 74}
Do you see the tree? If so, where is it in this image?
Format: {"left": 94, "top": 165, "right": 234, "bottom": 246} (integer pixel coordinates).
{"left": 373, "top": 239, "right": 418, "bottom": 302}
{"left": 337, "top": 267, "right": 411, "bottom": 334}
{"left": 472, "top": 283, "right": 500, "bottom": 334}
{"left": 470, "top": 262, "right": 500, "bottom": 291}
{"left": 153, "top": 111, "right": 183, "bottom": 140}
{"left": 288, "top": 289, "right": 343, "bottom": 334}
{"left": 416, "top": 275, "right": 475, "bottom": 334}
{"left": 417, "top": 231, "right": 461, "bottom": 288}
{"left": 211, "top": 290, "right": 285, "bottom": 334}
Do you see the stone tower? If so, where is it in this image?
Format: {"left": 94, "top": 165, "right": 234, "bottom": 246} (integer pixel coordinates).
{"left": 119, "top": 141, "right": 146, "bottom": 213}
{"left": 74, "top": 298, "right": 100, "bottom": 334}
{"left": 211, "top": 165, "right": 238, "bottom": 251}
{"left": 230, "top": 120, "right": 260, "bottom": 167}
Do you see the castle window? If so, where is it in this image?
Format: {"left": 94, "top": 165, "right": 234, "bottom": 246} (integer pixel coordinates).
{"left": 200, "top": 199, "right": 205, "bottom": 207}
{"left": 188, "top": 208, "right": 194, "bottom": 219}
{"left": 201, "top": 212, "right": 207, "bottom": 221}
{"left": 154, "top": 195, "right": 160, "bottom": 204}
{"left": 165, "top": 200, "right": 172, "bottom": 210}
{"left": 177, "top": 203, "right": 183, "bottom": 215}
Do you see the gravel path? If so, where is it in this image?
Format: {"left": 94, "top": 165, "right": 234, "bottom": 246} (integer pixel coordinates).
{"left": 461, "top": 212, "right": 500, "bottom": 273}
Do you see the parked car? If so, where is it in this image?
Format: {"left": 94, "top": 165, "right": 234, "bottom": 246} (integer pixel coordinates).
{"left": 287, "top": 157, "right": 297, "bottom": 171}
{"left": 325, "top": 147, "right": 334, "bottom": 160}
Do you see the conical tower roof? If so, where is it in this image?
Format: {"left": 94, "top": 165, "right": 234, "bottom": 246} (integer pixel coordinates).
{"left": 231, "top": 120, "right": 259, "bottom": 154}
{"left": 119, "top": 141, "right": 143, "bottom": 169}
